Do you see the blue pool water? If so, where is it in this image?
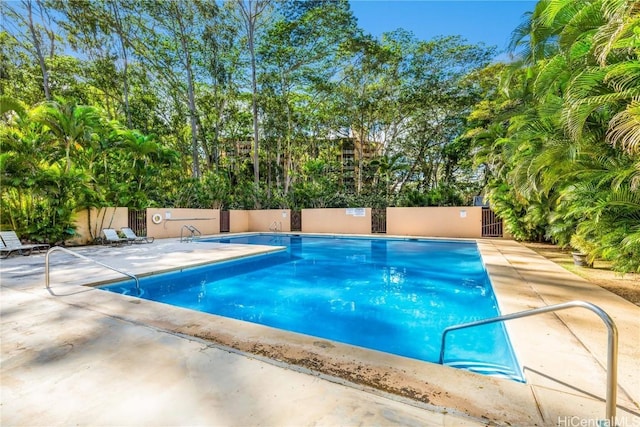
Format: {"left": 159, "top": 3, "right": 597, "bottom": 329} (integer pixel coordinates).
{"left": 100, "top": 234, "right": 523, "bottom": 381}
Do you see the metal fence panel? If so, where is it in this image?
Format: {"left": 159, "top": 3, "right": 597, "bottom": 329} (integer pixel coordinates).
{"left": 371, "top": 208, "right": 387, "bottom": 234}
{"left": 481, "top": 208, "right": 503, "bottom": 237}
{"left": 220, "top": 210, "right": 230, "bottom": 233}
{"left": 291, "top": 210, "right": 302, "bottom": 232}
{"left": 128, "top": 209, "right": 147, "bottom": 236}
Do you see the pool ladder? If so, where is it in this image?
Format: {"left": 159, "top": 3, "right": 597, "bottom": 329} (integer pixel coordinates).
{"left": 439, "top": 300, "right": 618, "bottom": 424}
{"left": 45, "top": 246, "right": 140, "bottom": 295}
{"left": 443, "top": 360, "right": 523, "bottom": 382}
{"left": 180, "top": 225, "right": 201, "bottom": 242}
{"left": 269, "top": 221, "right": 282, "bottom": 232}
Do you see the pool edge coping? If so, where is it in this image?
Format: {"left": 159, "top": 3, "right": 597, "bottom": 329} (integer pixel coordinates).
{"left": 3, "top": 234, "right": 639, "bottom": 425}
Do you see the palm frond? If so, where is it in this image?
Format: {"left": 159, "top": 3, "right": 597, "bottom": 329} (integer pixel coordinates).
{"left": 568, "top": 38, "right": 594, "bottom": 62}
{"left": 603, "top": 60, "right": 640, "bottom": 93}
{"left": 607, "top": 100, "right": 640, "bottom": 154}
{"left": 565, "top": 66, "right": 609, "bottom": 100}
{"left": 569, "top": 89, "right": 640, "bottom": 106}
{"left": 537, "top": 93, "right": 564, "bottom": 122}
{"left": 631, "top": 160, "right": 640, "bottom": 191}
{"left": 558, "top": 1, "right": 604, "bottom": 51}
{"left": 533, "top": 55, "right": 568, "bottom": 98}
{"left": 563, "top": 90, "right": 640, "bottom": 141}
{"left": 0, "top": 96, "right": 28, "bottom": 120}
{"left": 508, "top": 1, "right": 562, "bottom": 64}
{"left": 540, "top": 0, "right": 589, "bottom": 29}
{"left": 593, "top": 0, "right": 639, "bottom": 64}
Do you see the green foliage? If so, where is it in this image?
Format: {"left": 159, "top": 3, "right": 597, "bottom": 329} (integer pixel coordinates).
{"left": 168, "top": 171, "right": 230, "bottom": 209}
{"left": 467, "top": 0, "right": 640, "bottom": 272}
{"left": 399, "top": 189, "right": 429, "bottom": 207}
{"left": 1, "top": 96, "right": 179, "bottom": 243}
{"left": 2, "top": 0, "right": 497, "bottom": 244}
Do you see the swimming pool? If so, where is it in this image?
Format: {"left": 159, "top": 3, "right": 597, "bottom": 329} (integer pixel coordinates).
{"left": 100, "top": 234, "right": 523, "bottom": 381}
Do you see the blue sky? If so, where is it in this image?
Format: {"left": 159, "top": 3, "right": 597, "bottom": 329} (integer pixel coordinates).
{"left": 349, "top": 1, "right": 538, "bottom": 53}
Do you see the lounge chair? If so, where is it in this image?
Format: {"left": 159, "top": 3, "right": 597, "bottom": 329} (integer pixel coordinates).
{"left": 0, "top": 238, "right": 29, "bottom": 259}
{"left": 121, "top": 227, "right": 154, "bottom": 244}
{"left": 0, "top": 230, "right": 50, "bottom": 258}
{"left": 102, "top": 228, "right": 130, "bottom": 246}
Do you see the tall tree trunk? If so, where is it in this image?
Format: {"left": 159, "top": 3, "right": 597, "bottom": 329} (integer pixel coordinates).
{"left": 284, "top": 80, "right": 293, "bottom": 195}
{"left": 175, "top": 6, "right": 201, "bottom": 179}
{"left": 24, "top": 0, "right": 50, "bottom": 100}
{"left": 276, "top": 136, "right": 282, "bottom": 190}
{"left": 110, "top": 0, "right": 131, "bottom": 128}
{"left": 237, "top": 0, "right": 269, "bottom": 192}
{"left": 248, "top": 24, "right": 260, "bottom": 187}
{"left": 357, "top": 126, "right": 365, "bottom": 194}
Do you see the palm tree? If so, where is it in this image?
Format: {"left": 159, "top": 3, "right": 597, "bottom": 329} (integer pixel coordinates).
{"left": 1, "top": 97, "right": 102, "bottom": 243}
{"left": 0, "top": 97, "right": 43, "bottom": 234}
{"left": 468, "top": 0, "right": 640, "bottom": 270}
{"left": 31, "top": 98, "right": 102, "bottom": 173}
{"left": 369, "top": 153, "right": 408, "bottom": 203}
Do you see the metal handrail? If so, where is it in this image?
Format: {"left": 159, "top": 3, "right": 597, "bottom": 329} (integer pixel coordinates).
{"left": 165, "top": 217, "right": 214, "bottom": 221}
{"left": 269, "top": 221, "right": 282, "bottom": 232}
{"left": 45, "top": 246, "right": 140, "bottom": 295}
{"left": 439, "top": 300, "right": 618, "bottom": 423}
{"left": 180, "top": 225, "right": 190, "bottom": 242}
{"left": 180, "top": 225, "right": 201, "bottom": 242}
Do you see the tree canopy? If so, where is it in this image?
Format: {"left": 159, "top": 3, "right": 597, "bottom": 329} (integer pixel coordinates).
{"left": 1, "top": 0, "right": 638, "bottom": 272}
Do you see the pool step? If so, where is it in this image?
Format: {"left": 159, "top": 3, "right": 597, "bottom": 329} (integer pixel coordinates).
{"left": 122, "top": 288, "right": 145, "bottom": 297}
{"left": 445, "top": 360, "right": 524, "bottom": 382}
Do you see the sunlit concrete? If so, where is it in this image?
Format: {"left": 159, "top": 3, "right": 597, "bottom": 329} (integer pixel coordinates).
{"left": 1, "top": 235, "right": 638, "bottom": 426}
{"left": 477, "top": 240, "right": 639, "bottom": 425}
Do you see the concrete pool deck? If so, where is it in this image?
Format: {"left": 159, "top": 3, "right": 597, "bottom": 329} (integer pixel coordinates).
{"left": 1, "top": 235, "right": 638, "bottom": 426}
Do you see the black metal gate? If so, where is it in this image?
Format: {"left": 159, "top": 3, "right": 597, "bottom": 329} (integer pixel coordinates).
{"left": 481, "top": 208, "right": 503, "bottom": 237}
{"left": 128, "top": 209, "right": 147, "bottom": 236}
{"left": 371, "top": 208, "right": 386, "bottom": 234}
{"left": 220, "top": 210, "right": 230, "bottom": 233}
{"left": 291, "top": 210, "right": 302, "bottom": 232}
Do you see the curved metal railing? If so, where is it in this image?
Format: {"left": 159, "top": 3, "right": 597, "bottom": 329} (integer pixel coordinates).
{"left": 180, "top": 225, "right": 202, "bottom": 242}
{"left": 45, "top": 246, "right": 140, "bottom": 295}
{"left": 269, "top": 221, "right": 282, "bottom": 232}
{"left": 439, "top": 300, "right": 618, "bottom": 423}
